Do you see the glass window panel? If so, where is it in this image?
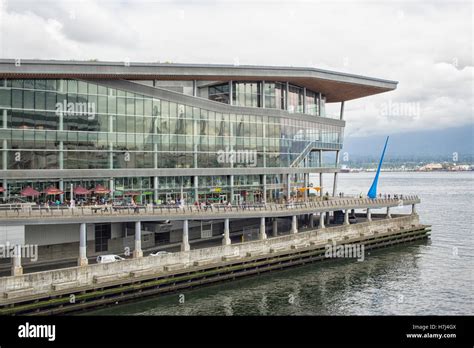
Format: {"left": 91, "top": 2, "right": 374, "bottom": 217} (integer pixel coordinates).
{"left": 12, "top": 89, "right": 23, "bottom": 108}
{"left": 35, "top": 80, "right": 46, "bottom": 90}
{"left": 46, "top": 92, "right": 57, "bottom": 110}
{"left": 67, "top": 80, "right": 77, "bottom": 94}
{"left": 35, "top": 91, "right": 46, "bottom": 110}
{"left": 23, "top": 80, "right": 35, "bottom": 89}
{"left": 0, "top": 89, "right": 11, "bottom": 107}
{"left": 98, "top": 85, "right": 107, "bottom": 95}
{"left": 136, "top": 98, "right": 144, "bottom": 115}
{"left": 126, "top": 98, "right": 135, "bottom": 115}
{"left": 88, "top": 83, "right": 98, "bottom": 95}
{"left": 78, "top": 81, "right": 88, "bottom": 94}
{"left": 117, "top": 97, "right": 126, "bottom": 114}
{"left": 98, "top": 96, "right": 107, "bottom": 114}
{"left": 108, "top": 95, "right": 116, "bottom": 114}
{"left": 12, "top": 80, "right": 23, "bottom": 88}
{"left": 126, "top": 116, "right": 135, "bottom": 133}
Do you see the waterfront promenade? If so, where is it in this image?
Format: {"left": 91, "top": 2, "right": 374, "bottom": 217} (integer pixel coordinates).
{"left": 0, "top": 195, "right": 420, "bottom": 225}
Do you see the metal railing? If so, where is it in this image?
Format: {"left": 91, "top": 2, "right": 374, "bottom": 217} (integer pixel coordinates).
{"left": 0, "top": 195, "right": 420, "bottom": 219}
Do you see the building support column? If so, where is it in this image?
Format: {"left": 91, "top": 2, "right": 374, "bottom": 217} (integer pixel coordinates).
{"left": 309, "top": 213, "right": 314, "bottom": 228}
{"left": 223, "top": 218, "right": 231, "bottom": 245}
{"left": 154, "top": 176, "right": 159, "bottom": 203}
{"left": 193, "top": 144, "right": 198, "bottom": 169}
{"left": 367, "top": 208, "right": 372, "bottom": 222}
{"left": 106, "top": 178, "right": 113, "bottom": 200}
{"left": 181, "top": 219, "right": 190, "bottom": 251}
{"left": 318, "top": 92, "right": 322, "bottom": 116}
{"left": 229, "top": 80, "right": 233, "bottom": 105}
{"left": 108, "top": 142, "right": 114, "bottom": 170}
{"left": 333, "top": 151, "right": 340, "bottom": 197}
{"left": 303, "top": 87, "right": 307, "bottom": 113}
{"left": 230, "top": 175, "right": 234, "bottom": 203}
{"left": 304, "top": 172, "right": 309, "bottom": 201}
{"left": 319, "top": 212, "right": 325, "bottom": 228}
{"left": 344, "top": 209, "right": 350, "bottom": 225}
{"left": 58, "top": 106, "right": 65, "bottom": 202}
{"left": 259, "top": 217, "right": 267, "bottom": 240}
{"left": 272, "top": 218, "right": 278, "bottom": 237}
{"left": 291, "top": 215, "right": 298, "bottom": 234}
{"left": 11, "top": 244, "right": 23, "bottom": 276}
{"left": 1, "top": 111, "right": 6, "bottom": 201}
{"left": 2, "top": 139, "right": 7, "bottom": 172}
{"left": 192, "top": 80, "right": 197, "bottom": 97}
{"left": 386, "top": 207, "right": 392, "bottom": 219}
{"left": 411, "top": 204, "right": 417, "bottom": 215}
{"left": 78, "top": 223, "right": 88, "bottom": 266}
{"left": 133, "top": 221, "right": 143, "bottom": 258}
{"left": 194, "top": 175, "right": 199, "bottom": 203}
{"left": 286, "top": 174, "right": 291, "bottom": 201}
{"left": 319, "top": 150, "right": 323, "bottom": 197}
{"left": 59, "top": 179, "right": 64, "bottom": 203}
{"left": 262, "top": 174, "right": 267, "bottom": 203}
{"left": 2, "top": 178, "right": 7, "bottom": 201}
{"left": 153, "top": 143, "right": 158, "bottom": 169}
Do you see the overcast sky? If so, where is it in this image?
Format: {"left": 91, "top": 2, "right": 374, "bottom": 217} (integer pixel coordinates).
{"left": 0, "top": 0, "right": 472, "bottom": 138}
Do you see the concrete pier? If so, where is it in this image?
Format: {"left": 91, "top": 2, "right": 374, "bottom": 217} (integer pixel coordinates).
{"left": 181, "top": 219, "right": 190, "bottom": 251}
{"left": 412, "top": 204, "right": 417, "bottom": 215}
{"left": 309, "top": 214, "right": 314, "bottom": 228}
{"left": 291, "top": 215, "right": 298, "bottom": 234}
{"left": 272, "top": 218, "right": 278, "bottom": 237}
{"left": 259, "top": 217, "right": 267, "bottom": 240}
{"left": 223, "top": 218, "right": 231, "bottom": 245}
{"left": 344, "top": 209, "right": 350, "bottom": 225}
{"left": 11, "top": 244, "right": 22, "bottom": 276}
{"left": 0, "top": 213, "right": 430, "bottom": 315}
{"left": 78, "top": 223, "right": 88, "bottom": 266}
{"left": 133, "top": 221, "right": 143, "bottom": 258}
{"left": 367, "top": 208, "right": 372, "bottom": 222}
{"left": 386, "top": 207, "right": 392, "bottom": 219}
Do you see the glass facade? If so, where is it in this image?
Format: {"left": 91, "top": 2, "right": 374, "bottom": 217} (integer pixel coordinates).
{"left": 0, "top": 79, "right": 343, "bottom": 171}
{"left": 264, "top": 82, "right": 285, "bottom": 110}
{"left": 287, "top": 84, "right": 304, "bottom": 114}
{"left": 0, "top": 78, "right": 343, "bottom": 203}
{"left": 206, "top": 81, "right": 327, "bottom": 117}
{"left": 232, "top": 82, "right": 261, "bottom": 108}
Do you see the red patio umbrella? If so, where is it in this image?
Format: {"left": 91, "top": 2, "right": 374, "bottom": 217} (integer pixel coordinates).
{"left": 20, "top": 186, "right": 40, "bottom": 197}
{"left": 74, "top": 186, "right": 90, "bottom": 195}
{"left": 92, "top": 184, "right": 110, "bottom": 194}
{"left": 42, "top": 186, "right": 64, "bottom": 195}
{"left": 0, "top": 187, "right": 5, "bottom": 193}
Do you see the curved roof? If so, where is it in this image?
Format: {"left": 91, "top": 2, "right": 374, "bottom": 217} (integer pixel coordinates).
{"left": 0, "top": 59, "right": 397, "bottom": 103}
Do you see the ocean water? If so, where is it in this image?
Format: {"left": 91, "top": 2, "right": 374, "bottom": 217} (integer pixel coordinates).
{"left": 89, "top": 172, "right": 474, "bottom": 315}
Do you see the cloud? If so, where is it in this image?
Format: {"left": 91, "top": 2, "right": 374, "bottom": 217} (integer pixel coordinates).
{"left": 0, "top": 0, "right": 472, "bottom": 137}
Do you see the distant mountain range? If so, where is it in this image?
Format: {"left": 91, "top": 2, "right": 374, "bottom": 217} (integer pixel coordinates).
{"left": 342, "top": 125, "right": 474, "bottom": 163}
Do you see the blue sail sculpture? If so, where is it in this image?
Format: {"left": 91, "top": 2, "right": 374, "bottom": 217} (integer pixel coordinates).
{"left": 367, "top": 136, "right": 389, "bottom": 199}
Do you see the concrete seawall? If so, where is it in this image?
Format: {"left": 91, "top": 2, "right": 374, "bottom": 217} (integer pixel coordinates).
{"left": 0, "top": 214, "right": 420, "bottom": 299}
